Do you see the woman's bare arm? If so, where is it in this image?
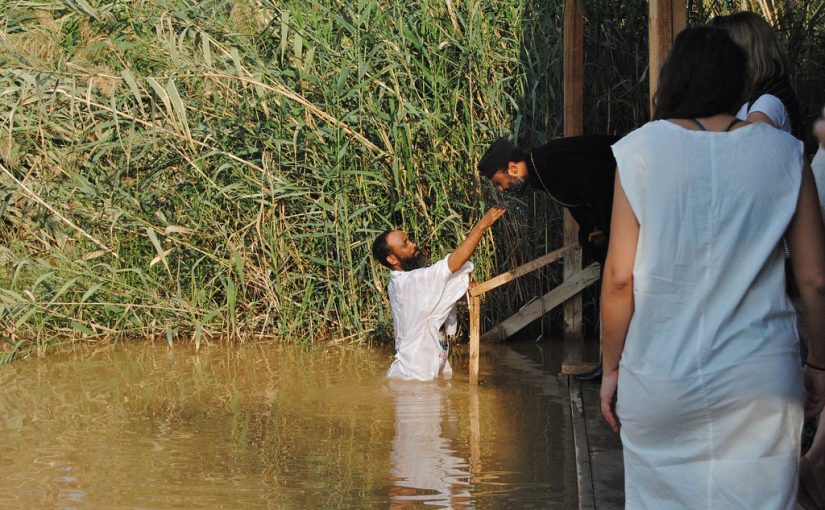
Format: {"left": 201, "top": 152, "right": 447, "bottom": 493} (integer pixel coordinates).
{"left": 600, "top": 170, "right": 640, "bottom": 432}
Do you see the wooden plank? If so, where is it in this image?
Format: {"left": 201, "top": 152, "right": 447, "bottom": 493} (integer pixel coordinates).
{"left": 481, "top": 263, "right": 600, "bottom": 343}
{"left": 568, "top": 376, "right": 596, "bottom": 510}
{"left": 469, "top": 295, "right": 481, "bottom": 385}
{"left": 580, "top": 381, "right": 626, "bottom": 508}
{"left": 470, "top": 243, "right": 580, "bottom": 297}
{"left": 563, "top": 215, "right": 583, "bottom": 340}
{"left": 563, "top": 0, "right": 585, "bottom": 341}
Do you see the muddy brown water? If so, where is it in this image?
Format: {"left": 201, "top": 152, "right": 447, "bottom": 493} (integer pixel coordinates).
{"left": 0, "top": 339, "right": 578, "bottom": 508}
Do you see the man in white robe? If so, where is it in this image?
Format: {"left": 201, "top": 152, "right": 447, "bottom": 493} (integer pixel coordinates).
{"left": 372, "top": 207, "right": 505, "bottom": 381}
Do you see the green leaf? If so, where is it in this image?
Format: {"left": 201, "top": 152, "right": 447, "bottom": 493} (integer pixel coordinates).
{"left": 145, "top": 77, "right": 172, "bottom": 117}
{"left": 120, "top": 69, "right": 143, "bottom": 109}
{"left": 201, "top": 32, "right": 212, "bottom": 66}
{"left": 145, "top": 227, "right": 171, "bottom": 276}
{"left": 48, "top": 277, "right": 78, "bottom": 305}
{"left": 70, "top": 321, "right": 96, "bottom": 337}
{"left": 165, "top": 79, "right": 191, "bottom": 139}
{"left": 80, "top": 283, "right": 103, "bottom": 305}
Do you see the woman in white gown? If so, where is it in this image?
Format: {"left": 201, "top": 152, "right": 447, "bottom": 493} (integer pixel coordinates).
{"left": 710, "top": 12, "right": 802, "bottom": 139}
{"left": 599, "top": 27, "right": 825, "bottom": 509}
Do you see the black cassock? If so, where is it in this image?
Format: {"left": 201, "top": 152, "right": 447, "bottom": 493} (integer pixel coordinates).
{"left": 527, "top": 135, "right": 620, "bottom": 264}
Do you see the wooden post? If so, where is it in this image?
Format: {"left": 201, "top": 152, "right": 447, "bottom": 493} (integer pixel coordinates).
{"left": 563, "top": 0, "right": 584, "bottom": 340}
{"left": 649, "top": 0, "right": 687, "bottom": 115}
{"left": 469, "top": 295, "right": 481, "bottom": 385}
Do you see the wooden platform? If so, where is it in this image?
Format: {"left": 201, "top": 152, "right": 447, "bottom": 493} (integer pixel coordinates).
{"left": 567, "top": 376, "right": 624, "bottom": 510}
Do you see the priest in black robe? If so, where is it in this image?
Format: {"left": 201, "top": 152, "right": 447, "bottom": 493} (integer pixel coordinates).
{"left": 477, "top": 136, "right": 620, "bottom": 264}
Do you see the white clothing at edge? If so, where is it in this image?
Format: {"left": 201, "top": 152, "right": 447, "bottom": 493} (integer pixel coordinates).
{"left": 386, "top": 256, "right": 473, "bottom": 381}
{"left": 812, "top": 146, "right": 825, "bottom": 217}
{"left": 611, "top": 120, "right": 805, "bottom": 509}
{"left": 737, "top": 93, "right": 791, "bottom": 133}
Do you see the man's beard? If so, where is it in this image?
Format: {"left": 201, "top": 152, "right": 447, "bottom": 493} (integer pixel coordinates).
{"left": 399, "top": 250, "right": 429, "bottom": 271}
{"left": 503, "top": 174, "right": 531, "bottom": 195}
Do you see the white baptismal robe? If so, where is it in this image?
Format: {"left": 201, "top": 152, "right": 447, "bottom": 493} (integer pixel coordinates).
{"left": 812, "top": 146, "right": 825, "bottom": 217}
{"left": 386, "top": 256, "right": 473, "bottom": 381}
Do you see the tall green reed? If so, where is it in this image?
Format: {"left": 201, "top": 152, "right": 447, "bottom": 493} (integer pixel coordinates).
{"left": 0, "top": 0, "right": 821, "bottom": 354}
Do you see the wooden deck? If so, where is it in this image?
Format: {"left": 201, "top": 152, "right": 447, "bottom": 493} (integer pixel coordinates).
{"left": 567, "top": 376, "right": 624, "bottom": 510}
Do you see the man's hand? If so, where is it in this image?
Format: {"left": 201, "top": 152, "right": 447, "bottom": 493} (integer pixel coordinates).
{"left": 600, "top": 368, "right": 621, "bottom": 432}
{"left": 588, "top": 230, "right": 608, "bottom": 248}
{"left": 475, "top": 206, "right": 506, "bottom": 231}
{"left": 804, "top": 365, "right": 825, "bottom": 419}
{"left": 447, "top": 207, "right": 506, "bottom": 273}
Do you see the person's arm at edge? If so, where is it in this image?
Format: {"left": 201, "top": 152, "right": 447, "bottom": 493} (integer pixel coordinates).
{"left": 446, "top": 207, "right": 505, "bottom": 273}
{"left": 745, "top": 111, "right": 777, "bottom": 128}
{"left": 787, "top": 162, "right": 825, "bottom": 418}
{"left": 600, "top": 169, "right": 639, "bottom": 432}
{"left": 744, "top": 94, "right": 786, "bottom": 129}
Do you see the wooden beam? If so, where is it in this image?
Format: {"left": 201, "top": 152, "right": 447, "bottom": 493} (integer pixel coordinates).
{"left": 568, "top": 377, "right": 597, "bottom": 510}
{"left": 563, "top": 214, "right": 583, "bottom": 339}
{"left": 480, "top": 263, "right": 600, "bottom": 343}
{"left": 563, "top": 0, "right": 585, "bottom": 340}
{"left": 470, "top": 243, "right": 580, "bottom": 297}
{"left": 563, "top": 0, "right": 584, "bottom": 137}
{"left": 673, "top": 0, "right": 686, "bottom": 37}
{"left": 469, "top": 295, "right": 481, "bottom": 385}
{"left": 649, "top": 0, "right": 687, "bottom": 116}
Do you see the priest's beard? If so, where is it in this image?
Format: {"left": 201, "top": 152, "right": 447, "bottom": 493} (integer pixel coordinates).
{"left": 502, "top": 174, "right": 531, "bottom": 195}
{"left": 399, "top": 250, "right": 429, "bottom": 271}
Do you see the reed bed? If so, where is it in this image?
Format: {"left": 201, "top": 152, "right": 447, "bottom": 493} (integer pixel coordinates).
{"left": 0, "top": 0, "right": 822, "bottom": 356}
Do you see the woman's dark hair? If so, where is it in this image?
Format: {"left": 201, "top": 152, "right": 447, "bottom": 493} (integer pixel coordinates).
{"left": 653, "top": 26, "right": 747, "bottom": 120}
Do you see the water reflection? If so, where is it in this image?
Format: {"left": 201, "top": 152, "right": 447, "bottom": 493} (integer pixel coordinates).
{"left": 0, "top": 340, "right": 576, "bottom": 509}
{"left": 388, "top": 380, "right": 471, "bottom": 507}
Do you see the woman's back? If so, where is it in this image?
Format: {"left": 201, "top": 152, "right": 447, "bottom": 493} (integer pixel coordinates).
{"left": 612, "top": 120, "right": 804, "bottom": 378}
{"left": 611, "top": 119, "right": 807, "bottom": 509}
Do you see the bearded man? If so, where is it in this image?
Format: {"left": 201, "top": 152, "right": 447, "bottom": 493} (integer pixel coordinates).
{"left": 478, "top": 136, "right": 620, "bottom": 263}
{"left": 372, "top": 207, "right": 505, "bottom": 380}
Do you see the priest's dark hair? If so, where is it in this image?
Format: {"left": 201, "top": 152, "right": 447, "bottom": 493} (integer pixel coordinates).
{"left": 477, "top": 138, "right": 527, "bottom": 178}
{"left": 372, "top": 230, "right": 394, "bottom": 269}
{"left": 653, "top": 26, "right": 746, "bottom": 121}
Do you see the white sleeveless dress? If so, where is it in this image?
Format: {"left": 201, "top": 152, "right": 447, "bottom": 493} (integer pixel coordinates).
{"left": 611, "top": 120, "right": 805, "bottom": 509}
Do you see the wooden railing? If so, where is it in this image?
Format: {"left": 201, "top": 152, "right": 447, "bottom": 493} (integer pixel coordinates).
{"left": 467, "top": 243, "right": 601, "bottom": 384}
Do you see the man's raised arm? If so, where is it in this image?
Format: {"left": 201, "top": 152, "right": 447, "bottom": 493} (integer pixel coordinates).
{"left": 447, "top": 207, "right": 506, "bottom": 273}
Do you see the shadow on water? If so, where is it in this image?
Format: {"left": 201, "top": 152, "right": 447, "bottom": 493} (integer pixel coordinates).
{"left": 0, "top": 339, "right": 577, "bottom": 509}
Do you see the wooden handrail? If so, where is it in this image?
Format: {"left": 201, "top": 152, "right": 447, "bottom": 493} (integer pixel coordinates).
{"left": 480, "top": 263, "right": 601, "bottom": 343}
{"left": 467, "top": 243, "right": 598, "bottom": 385}
{"left": 470, "top": 243, "right": 580, "bottom": 297}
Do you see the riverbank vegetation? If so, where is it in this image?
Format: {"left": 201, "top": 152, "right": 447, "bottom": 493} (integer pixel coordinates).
{"left": 1, "top": 0, "right": 823, "bottom": 357}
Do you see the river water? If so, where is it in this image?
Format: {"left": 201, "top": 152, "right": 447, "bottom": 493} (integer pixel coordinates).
{"left": 0, "top": 339, "right": 578, "bottom": 508}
